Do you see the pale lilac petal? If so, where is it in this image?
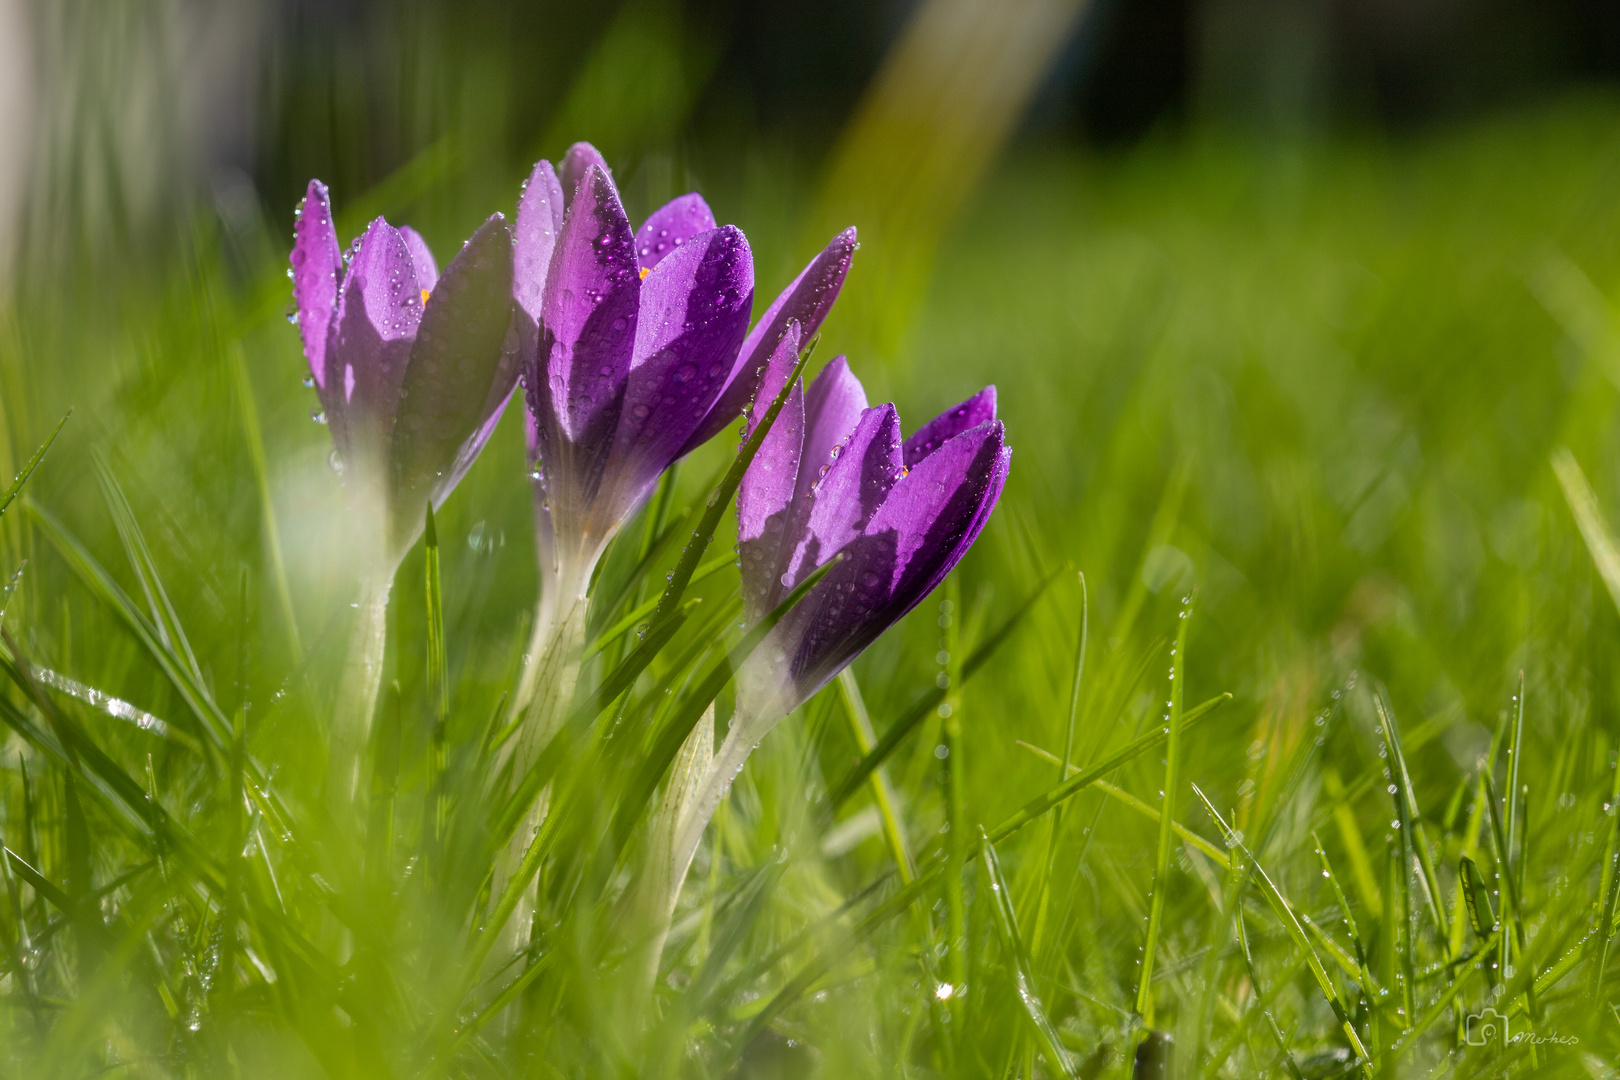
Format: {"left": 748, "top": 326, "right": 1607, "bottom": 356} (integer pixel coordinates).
{"left": 902, "top": 386, "right": 996, "bottom": 468}
{"left": 738, "top": 371, "right": 804, "bottom": 623}
{"left": 398, "top": 225, "right": 439, "bottom": 292}
{"left": 290, "top": 179, "right": 342, "bottom": 392}
{"left": 635, "top": 193, "right": 716, "bottom": 272}
{"left": 514, "top": 159, "right": 566, "bottom": 323}
{"left": 559, "top": 142, "right": 610, "bottom": 207}
{"left": 390, "top": 213, "right": 515, "bottom": 547}
{"left": 678, "top": 226, "right": 858, "bottom": 456}
{"left": 532, "top": 164, "right": 639, "bottom": 482}
{"left": 607, "top": 225, "right": 754, "bottom": 515}
{"left": 784, "top": 404, "right": 903, "bottom": 590}
{"left": 326, "top": 218, "right": 422, "bottom": 459}
{"left": 797, "top": 356, "right": 868, "bottom": 508}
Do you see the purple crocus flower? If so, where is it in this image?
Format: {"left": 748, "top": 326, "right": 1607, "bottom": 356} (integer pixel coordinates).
{"left": 502, "top": 143, "right": 857, "bottom": 717}
{"left": 649, "top": 359, "right": 1010, "bottom": 972}
{"left": 290, "top": 180, "right": 518, "bottom": 565}
{"left": 511, "top": 144, "right": 856, "bottom": 590}
{"left": 289, "top": 180, "right": 516, "bottom": 800}
{"left": 734, "top": 362, "right": 1009, "bottom": 724}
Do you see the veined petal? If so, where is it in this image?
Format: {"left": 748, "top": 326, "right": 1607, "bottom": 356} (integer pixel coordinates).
{"left": 327, "top": 217, "right": 422, "bottom": 462}
{"left": 534, "top": 164, "right": 640, "bottom": 477}
{"left": 902, "top": 386, "right": 996, "bottom": 468}
{"left": 391, "top": 213, "right": 516, "bottom": 549}
{"left": 679, "top": 226, "right": 857, "bottom": 456}
{"left": 785, "top": 404, "right": 903, "bottom": 591}
{"left": 290, "top": 179, "right": 342, "bottom": 392}
{"left": 798, "top": 356, "right": 868, "bottom": 508}
{"left": 514, "top": 159, "right": 566, "bottom": 323}
{"left": 635, "top": 193, "right": 716, "bottom": 272}
{"left": 398, "top": 226, "right": 439, "bottom": 293}
{"left": 869, "top": 420, "right": 1009, "bottom": 608}
{"left": 559, "top": 142, "right": 610, "bottom": 207}
{"left": 607, "top": 225, "right": 754, "bottom": 516}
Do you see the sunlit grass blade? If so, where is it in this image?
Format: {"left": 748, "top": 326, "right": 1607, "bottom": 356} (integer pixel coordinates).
{"left": 1191, "top": 782, "right": 1369, "bottom": 1064}
{"left": 1233, "top": 905, "right": 1305, "bottom": 1080}
{"left": 583, "top": 554, "right": 728, "bottom": 661}
{"left": 730, "top": 691, "right": 1233, "bottom": 1056}
{"left": 1554, "top": 447, "right": 1620, "bottom": 612}
{"left": 978, "top": 827, "right": 1076, "bottom": 1079}
{"left": 424, "top": 505, "right": 449, "bottom": 859}
{"left": 229, "top": 345, "right": 300, "bottom": 662}
{"left": 0, "top": 410, "right": 69, "bottom": 519}
{"left": 1132, "top": 592, "right": 1189, "bottom": 1031}
{"left": 828, "top": 564, "right": 1063, "bottom": 810}
{"left": 649, "top": 331, "right": 816, "bottom": 627}
{"left": 837, "top": 668, "right": 914, "bottom": 883}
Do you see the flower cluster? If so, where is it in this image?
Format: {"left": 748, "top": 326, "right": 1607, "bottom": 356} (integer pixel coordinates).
{"left": 288, "top": 142, "right": 1010, "bottom": 957}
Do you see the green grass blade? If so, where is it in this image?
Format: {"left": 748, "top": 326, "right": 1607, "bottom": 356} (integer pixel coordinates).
{"left": 648, "top": 332, "right": 816, "bottom": 628}
{"left": 1192, "top": 783, "right": 1369, "bottom": 1064}
{"left": 979, "top": 827, "right": 1076, "bottom": 1078}
{"left": 0, "top": 411, "right": 69, "bottom": 519}
{"left": 1133, "top": 593, "right": 1190, "bottom": 1027}
{"left": 837, "top": 668, "right": 915, "bottom": 883}
{"left": 828, "top": 565, "right": 1063, "bottom": 809}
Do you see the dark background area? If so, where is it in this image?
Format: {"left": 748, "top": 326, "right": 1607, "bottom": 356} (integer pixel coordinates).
{"left": 257, "top": 0, "right": 1620, "bottom": 211}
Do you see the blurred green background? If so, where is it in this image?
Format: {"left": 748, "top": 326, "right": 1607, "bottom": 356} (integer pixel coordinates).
{"left": 11, "top": 0, "right": 1620, "bottom": 1073}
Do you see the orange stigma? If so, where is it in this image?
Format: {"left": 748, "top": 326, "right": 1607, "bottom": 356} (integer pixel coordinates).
{"left": 420, "top": 288, "right": 431, "bottom": 305}
{"left": 639, "top": 266, "right": 651, "bottom": 280}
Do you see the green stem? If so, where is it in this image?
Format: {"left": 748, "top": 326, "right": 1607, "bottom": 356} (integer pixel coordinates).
{"left": 327, "top": 572, "right": 393, "bottom": 811}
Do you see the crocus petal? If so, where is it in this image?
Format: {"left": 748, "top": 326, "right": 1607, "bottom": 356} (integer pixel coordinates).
{"left": 784, "top": 404, "right": 904, "bottom": 592}
{"left": 777, "top": 527, "right": 901, "bottom": 702}
{"left": 398, "top": 226, "right": 439, "bottom": 293}
{"left": 514, "top": 159, "right": 566, "bottom": 324}
{"left": 678, "top": 227, "right": 858, "bottom": 457}
{"left": 390, "top": 213, "right": 516, "bottom": 547}
{"left": 736, "top": 326, "right": 805, "bottom": 622}
{"left": 902, "top": 386, "right": 996, "bottom": 468}
{"left": 559, "top": 142, "right": 610, "bottom": 207}
{"left": 531, "top": 164, "right": 640, "bottom": 512}
{"left": 635, "top": 193, "right": 716, "bottom": 272}
{"left": 291, "top": 179, "right": 342, "bottom": 393}
{"left": 607, "top": 225, "right": 754, "bottom": 515}
{"left": 869, "top": 420, "right": 1009, "bottom": 608}
{"left": 326, "top": 218, "right": 422, "bottom": 461}
{"left": 797, "top": 356, "right": 868, "bottom": 507}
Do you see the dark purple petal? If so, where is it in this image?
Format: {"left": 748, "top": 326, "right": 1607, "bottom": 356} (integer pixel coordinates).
{"left": 530, "top": 165, "right": 640, "bottom": 495}
{"left": 398, "top": 225, "right": 439, "bottom": 293}
{"left": 514, "top": 159, "right": 566, "bottom": 324}
{"left": 771, "top": 420, "right": 1009, "bottom": 710}
{"left": 783, "top": 404, "right": 903, "bottom": 591}
{"left": 606, "top": 225, "right": 754, "bottom": 515}
{"left": 797, "top": 356, "right": 868, "bottom": 508}
{"left": 773, "top": 529, "right": 901, "bottom": 703}
{"left": 635, "top": 193, "right": 716, "bottom": 272}
{"left": 326, "top": 217, "right": 422, "bottom": 459}
{"left": 678, "top": 226, "right": 857, "bottom": 456}
{"left": 290, "top": 179, "right": 342, "bottom": 392}
{"left": 870, "top": 420, "right": 1009, "bottom": 610}
{"left": 559, "top": 142, "right": 610, "bottom": 207}
{"left": 390, "top": 213, "right": 516, "bottom": 547}
{"left": 902, "top": 386, "right": 996, "bottom": 468}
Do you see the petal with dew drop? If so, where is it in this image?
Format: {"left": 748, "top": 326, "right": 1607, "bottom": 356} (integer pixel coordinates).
{"left": 783, "top": 404, "right": 904, "bottom": 593}
{"left": 290, "top": 179, "right": 342, "bottom": 393}
{"left": 531, "top": 165, "right": 640, "bottom": 491}
{"left": 558, "top": 142, "right": 610, "bottom": 208}
{"left": 607, "top": 225, "right": 754, "bottom": 518}
{"left": 326, "top": 217, "right": 421, "bottom": 463}
{"left": 390, "top": 213, "right": 515, "bottom": 551}
{"left": 635, "top": 193, "right": 716, "bottom": 272}
{"left": 398, "top": 226, "right": 439, "bottom": 293}
{"left": 679, "top": 226, "right": 857, "bottom": 456}
{"left": 902, "top": 386, "right": 996, "bottom": 468}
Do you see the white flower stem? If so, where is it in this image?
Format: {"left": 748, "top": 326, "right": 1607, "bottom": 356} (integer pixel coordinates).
{"left": 328, "top": 572, "right": 394, "bottom": 812}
